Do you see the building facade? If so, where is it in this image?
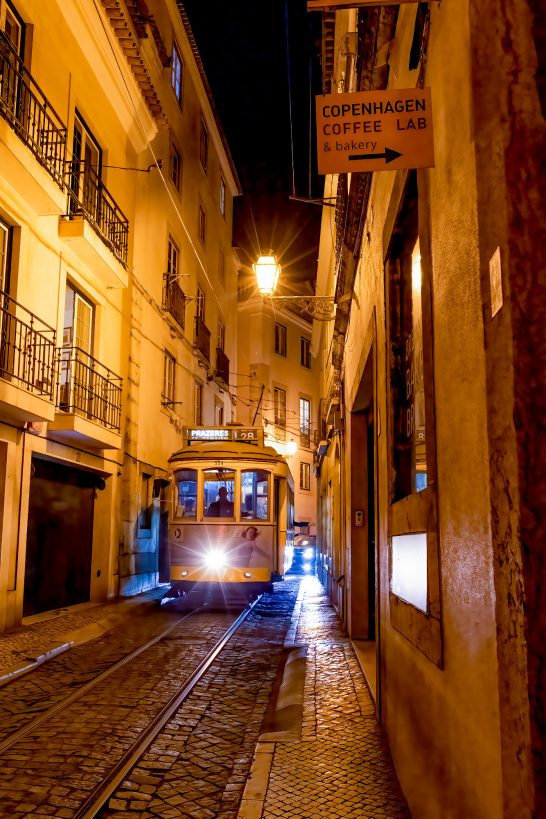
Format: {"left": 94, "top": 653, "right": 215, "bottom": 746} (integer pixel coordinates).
{"left": 237, "top": 292, "right": 319, "bottom": 534}
{"left": 0, "top": 0, "right": 239, "bottom": 626}
{"left": 313, "top": 2, "right": 546, "bottom": 817}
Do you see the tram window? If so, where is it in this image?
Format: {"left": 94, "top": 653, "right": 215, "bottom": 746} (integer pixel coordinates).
{"left": 173, "top": 469, "right": 197, "bottom": 519}
{"left": 241, "top": 470, "right": 269, "bottom": 520}
{"left": 204, "top": 469, "right": 235, "bottom": 518}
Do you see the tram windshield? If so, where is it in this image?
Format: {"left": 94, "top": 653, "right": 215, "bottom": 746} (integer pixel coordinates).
{"left": 204, "top": 468, "right": 235, "bottom": 518}
{"left": 173, "top": 469, "right": 197, "bottom": 518}
{"left": 241, "top": 470, "right": 269, "bottom": 520}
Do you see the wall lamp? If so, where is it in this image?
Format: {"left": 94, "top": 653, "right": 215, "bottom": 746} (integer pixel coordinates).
{"left": 253, "top": 253, "right": 335, "bottom": 321}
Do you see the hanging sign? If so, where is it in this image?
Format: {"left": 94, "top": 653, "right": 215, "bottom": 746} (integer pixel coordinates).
{"left": 308, "top": 1, "right": 419, "bottom": 9}
{"left": 315, "top": 87, "right": 434, "bottom": 174}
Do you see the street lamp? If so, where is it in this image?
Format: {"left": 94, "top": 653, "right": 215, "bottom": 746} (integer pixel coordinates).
{"left": 252, "top": 252, "right": 335, "bottom": 321}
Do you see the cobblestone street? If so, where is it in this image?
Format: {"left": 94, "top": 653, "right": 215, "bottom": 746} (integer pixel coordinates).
{"left": 0, "top": 576, "right": 410, "bottom": 818}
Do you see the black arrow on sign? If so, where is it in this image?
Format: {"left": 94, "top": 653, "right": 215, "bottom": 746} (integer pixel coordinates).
{"left": 349, "top": 147, "right": 403, "bottom": 163}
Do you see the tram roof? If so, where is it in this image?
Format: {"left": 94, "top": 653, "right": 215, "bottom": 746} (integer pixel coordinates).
{"left": 168, "top": 428, "right": 293, "bottom": 482}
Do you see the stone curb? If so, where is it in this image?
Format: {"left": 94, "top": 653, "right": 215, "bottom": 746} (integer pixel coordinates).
{"left": 0, "top": 598, "right": 157, "bottom": 689}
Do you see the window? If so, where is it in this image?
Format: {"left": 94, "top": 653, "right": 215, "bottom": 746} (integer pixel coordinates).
{"left": 196, "top": 286, "right": 205, "bottom": 321}
{"left": 275, "top": 323, "right": 287, "bottom": 356}
{"left": 170, "top": 144, "right": 181, "bottom": 189}
{"left": 218, "top": 248, "right": 225, "bottom": 286}
{"left": 162, "top": 350, "right": 175, "bottom": 407}
{"left": 167, "top": 236, "right": 179, "bottom": 279}
{"left": 0, "top": 217, "right": 11, "bottom": 293}
{"left": 241, "top": 470, "right": 269, "bottom": 520}
{"left": 274, "top": 386, "right": 286, "bottom": 433}
{"left": 204, "top": 468, "right": 235, "bottom": 518}
{"left": 217, "top": 320, "right": 225, "bottom": 352}
{"left": 173, "top": 468, "right": 197, "bottom": 519}
{"left": 300, "top": 462, "right": 311, "bottom": 491}
{"left": 68, "top": 113, "right": 101, "bottom": 218}
{"left": 301, "top": 337, "right": 311, "bottom": 368}
{"left": 385, "top": 169, "right": 441, "bottom": 666}
{"left": 198, "top": 204, "right": 207, "bottom": 245}
{"left": 60, "top": 284, "right": 94, "bottom": 415}
{"left": 140, "top": 473, "right": 153, "bottom": 529}
{"left": 299, "top": 397, "right": 311, "bottom": 447}
{"left": 199, "top": 119, "right": 208, "bottom": 172}
{"left": 193, "top": 379, "right": 202, "bottom": 424}
{"left": 219, "top": 176, "right": 226, "bottom": 217}
{"left": 1, "top": 1, "right": 24, "bottom": 59}
{"left": 171, "top": 41, "right": 183, "bottom": 104}
{"left": 391, "top": 239, "right": 427, "bottom": 498}
{"left": 63, "top": 283, "right": 93, "bottom": 352}
{"left": 214, "top": 400, "right": 224, "bottom": 426}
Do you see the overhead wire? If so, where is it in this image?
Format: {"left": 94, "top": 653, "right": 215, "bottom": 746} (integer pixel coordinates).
{"left": 91, "top": 0, "right": 227, "bottom": 318}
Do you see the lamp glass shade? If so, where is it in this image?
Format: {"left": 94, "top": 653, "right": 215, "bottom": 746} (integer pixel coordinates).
{"left": 253, "top": 254, "right": 280, "bottom": 296}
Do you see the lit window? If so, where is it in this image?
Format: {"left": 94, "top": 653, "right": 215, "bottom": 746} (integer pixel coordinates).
{"left": 204, "top": 468, "right": 235, "bottom": 518}
{"left": 300, "top": 462, "right": 311, "bottom": 491}
{"left": 301, "top": 337, "right": 311, "bottom": 368}
{"left": 170, "top": 144, "right": 181, "bottom": 189}
{"left": 299, "top": 398, "right": 310, "bottom": 447}
{"left": 167, "top": 236, "right": 179, "bottom": 279}
{"left": 171, "top": 42, "right": 183, "bottom": 104}
{"left": 391, "top": 533, "right": 428, "bottom": 611}
{"left": 274, "top": 387, "right": 286, "bottom": 433}
{"left": 219, "top": 176, "right": 226, "bottom": 216}
{"left": 241, "top": 470, "right": 269, "bottom": 520}
{"left": 173, "top": 468, "right": 197, "bottom": 519}
{"left": 196, "top": 286, "right": 205, "bottom": 320}
{"left": 275, "top": 323, "right": 287, "bottom": 356}
{"left": 200, "top": 119, "right": 208, "bottom": 172}
{"left": 217, "top": 320, "right": 225, "bottom": 352}
{"left": 162, "top": 350, "right": 175, "bottom": 407}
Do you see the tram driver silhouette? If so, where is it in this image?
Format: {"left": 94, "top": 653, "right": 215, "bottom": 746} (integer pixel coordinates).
{"left": 206, "top": 486, "right": 234, "bottom": 517}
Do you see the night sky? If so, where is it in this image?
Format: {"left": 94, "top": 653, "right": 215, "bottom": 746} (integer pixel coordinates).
{"left": 182, "top": 0, "right": 324, "bottom": 292}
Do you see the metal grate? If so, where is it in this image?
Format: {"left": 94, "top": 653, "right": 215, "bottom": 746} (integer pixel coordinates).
{"left": 0, "top": 29, "right": 67, "bottom": 188}
{"left": 0, "top": 291, "right": 56, "bottom": 398}
{"left": 56, "top": 346, "right": 122, "bottom": 431}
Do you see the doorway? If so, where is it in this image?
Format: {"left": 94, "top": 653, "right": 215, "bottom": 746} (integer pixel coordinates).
{"left": 24, "top": 458, "right": 95, "bottom": 616}
{"left": 350, "top": 351, "right": 378, "bottom": 702}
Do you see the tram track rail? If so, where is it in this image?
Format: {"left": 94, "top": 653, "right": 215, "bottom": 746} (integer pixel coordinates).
{"left": 75, "top": 597, "right": 259, "bottom": 818}
{"left": 0, "top": 604, "right": 207, "bottom": 758}
{"left": 0, "top": 597, "right": 260, "bottom": 818}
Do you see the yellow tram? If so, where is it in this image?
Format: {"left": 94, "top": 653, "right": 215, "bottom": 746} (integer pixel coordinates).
{"left": 165, "top": 426, "right": 294, "bottom": 599}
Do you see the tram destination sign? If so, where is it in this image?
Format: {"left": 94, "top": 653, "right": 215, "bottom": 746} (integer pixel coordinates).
{"left": 186, "top": 427, "right": 260, "bottom": 444}
{"left": 315, "top": 87, "right": 434, "bottom": 174}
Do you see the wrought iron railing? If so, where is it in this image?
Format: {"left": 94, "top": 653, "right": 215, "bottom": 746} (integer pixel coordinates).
{"left": 215, "top": 347, "right": 229, "bottom": 386}
{"left": 57, "top": 346, "right": 122, "bottom": 431}
{"left": 162, "top": 273, "right": 186, "bottom": 329}
{"left": 0, "top": 291, "right": 56, "bottom": 398}
{"left": 67, "top": 161, "right": 129, "bottom": 266}
{"left": 194, "top": 315, "right": 210, "bottom": 363}
{"left": 0, "top": 29, "right": 67, "bottom": 187}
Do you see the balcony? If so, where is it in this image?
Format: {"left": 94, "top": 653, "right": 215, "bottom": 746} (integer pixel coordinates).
{"left": 215, "top": 347, "right": 230, "bottom": 387}
{"left": 0, "top": 29, "right": 67, "bottom": 214}
{"left": 194, "top": 315, "right": 211, "bottom": 364}
{"left": 49, "top": 347, "right": 122, "bottom": 449}
{"left": 59, "top": 162, "right": 129, "bottom": 287}
{"left": 0, "top": 292, "right": 56, "bottom": 422}
{"left": 162, "top": 273, "right": 186, "bottom": 330}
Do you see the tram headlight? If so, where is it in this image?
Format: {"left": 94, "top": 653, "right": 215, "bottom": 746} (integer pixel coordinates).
{"left": 304, "top": 548, "right": 314, "bottom": 559}
{"left": 244, "top": 572, "right": 252, "bottom": 578}
{"left": 205, "top": 549, "right": 227, "bottom": 570}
